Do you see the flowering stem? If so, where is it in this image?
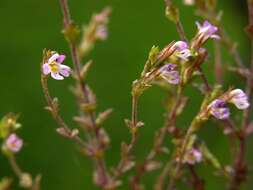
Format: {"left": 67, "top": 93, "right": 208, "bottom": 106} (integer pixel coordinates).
{"left": 228, "top": 2, "right": 253, "bottom": 189}
{"left": 129, "top": 94, "right": 139, "bottom": 151}
{"left": 8, "top": 155, "right": 23, "bottom": 178}
{"left": 58, "top": 0, "right": 109, "bottom": 186}
{"left": 7, "top": 155, "right": 35, "bottom": 190}
{"left": 164, "top": 0, "right": 187, "bottom": 41}
{"left": 41, "top": 75, "right": 88, "bottom": 149}
{"left": 167, "top": 117, "right": 202, "bottom": 190}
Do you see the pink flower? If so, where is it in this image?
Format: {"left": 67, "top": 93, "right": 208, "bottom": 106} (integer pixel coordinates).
{"left": 42, "top": 52, "right": 71, "bottom": 80}
{"left": 196, "top": 20, "right": 220, "bottom": 41}
{"left": 5, "top": 134, "right": 23, "bottom": 153}
{"left": 229, "top": 89, "right": 250, "bottom": 109}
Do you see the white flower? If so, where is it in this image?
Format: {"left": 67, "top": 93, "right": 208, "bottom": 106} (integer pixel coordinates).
{"left": 229, "top": 89, "right": 250, "bottom": 109}
{"left": 42, "top": 52, "right": 71, "bottom": 80}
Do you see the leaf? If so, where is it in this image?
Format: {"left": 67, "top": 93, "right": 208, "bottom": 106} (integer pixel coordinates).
{"left": 96, "top": 108, "right": 113, "bottom": 126}
{"left": 149, "top": 46, "right": 160, "bottom": 64}
{"left": 73, "top": 116, "right": 92, "bottom": 130}
{"left": 81, "top": 60, "right": 93, "bottom": 79}
{"left": 200, "top": 143, "right": 221, "bottom": 169}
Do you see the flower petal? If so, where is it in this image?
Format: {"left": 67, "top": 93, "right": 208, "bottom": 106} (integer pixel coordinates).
{"left": 48, "top": 53, "right": 60, "bottom": 63}
{"left": 42, "top": 64, "right": 51, "bottom": 75}
{"left": 56, "top": 55, "right": 66, "bottom": 64}
{"left": 59, "top": 65, "right": 71, "bottom": 77}
{"left": 173, "top": 41, "right": 188, "bottom": 51}
{"left": 161, "top": 71, "right": 180, "bottom": 85}
{"left": 51, "top": 72, "right": 64, "bottom": 80}
{"left": 229, "top": 89, "right": 250, "bottom": 109}
{"left": 6, "top": 134, "right": 23, "bottom": 153}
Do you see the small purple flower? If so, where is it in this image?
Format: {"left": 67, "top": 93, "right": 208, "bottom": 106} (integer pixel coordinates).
{"left": 229, "top": 89, "right": 250, "bottom": 109}
{"left": 196, "top": 20, "right": 220, "bottom": 40}
{"left": 43, "top": 53, "right": 71, "bottom": 80}
{"left": 172, "top": 41, "right": 192, "bottom": 60}
{"left": 5, "top": 134, "right": 23, "bottom": 153}
{"left": 159, "top": 63, "right": 180, "bottom": 85}
{"left": 208, "top": 99, "right": 230, "bottom": 120}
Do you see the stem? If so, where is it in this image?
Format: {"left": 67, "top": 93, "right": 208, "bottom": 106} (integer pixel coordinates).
{"left": 58, "top": 0, "right": 108, "bottom": 186}
{"left": 188, "top": 165, "right": 204, "bottom": 190}
{"left": 164, "top": 0, "right": 187, "bottom": 42}
{"left": 155, "top": 161, "right": 171, "bottom": 190}
{"left": 7, "top": 156, "right": 34, "bottom": 190}
{"left": 41, "top": 75, "right": 88, "bottom": 148}
{"left": 128, "top": 95, "right": 139, "bottom": 151}
{"left": 176, "top": 21, "right": 187, "bottom": 41}
{"left": 8, "top": 155, "right": 23, "bottom": 178}
{"left": 229, "top": 1, "right": 253, "bottom": 189}
{"left": 167, "top": 120, "right": 199, "bottom": 190}
{"left": 214, "top": 41, "right": 222, "bottom": 84}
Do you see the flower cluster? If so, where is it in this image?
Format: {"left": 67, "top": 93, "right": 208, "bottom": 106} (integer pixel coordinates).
{"left": 0, "top": 114, "right": 24, "bottom": 154}
{"left": 42, "top": 52, "right": 71, "bottom": 80}
{"left": 208, "top": 89, "right": 250, "bottom": 120}
{"left": 156, "top": 20, "right": 219, "bottom": 85}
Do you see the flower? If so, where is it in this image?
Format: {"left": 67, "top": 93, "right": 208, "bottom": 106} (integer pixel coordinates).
{"left": 186, "top": 149, "right": 202, "bottom": 165}
{"left": 172, "top": 41, "right": 192, "bottom": 60}
{"left": 196, "top": 20, "right": 220, "bottom": 41}
{"left": 42, "top": 53, "right": 71, "bottom": 80}
{"left": 208, "top": 99, "right": 230, "bottom": 120}
{"left": 228, "top": 89, "right": 250, "bottom": 109}
{"left": 5, "top": 134, "right": 23, "bottom": 153}
{"left": 176, "top": 148, "right": 202, "bottom": 165}
{"left": 172, "top": 41, "right": 188, "bottom": 51}
{"left": 159, "top": 63, "right": 180, "bottom": 85}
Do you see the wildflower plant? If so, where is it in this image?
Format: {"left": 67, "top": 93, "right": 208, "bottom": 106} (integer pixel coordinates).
{"left": 2, "top": 0, "right": 253, "bottom": 189}
{"left": 0, "top": 113, "right": 41, "bottom": 190}
{"left": 38, "top": 0, "right": 253, "bottom": 189}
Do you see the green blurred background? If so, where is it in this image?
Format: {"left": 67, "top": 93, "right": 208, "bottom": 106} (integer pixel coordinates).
{"left": 0, "top": 0, "right": 252, "bottom": 189}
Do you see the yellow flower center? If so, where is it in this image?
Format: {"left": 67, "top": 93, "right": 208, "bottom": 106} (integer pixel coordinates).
{"left": 49, "top": 61, "right": 59, "bottom": 73}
